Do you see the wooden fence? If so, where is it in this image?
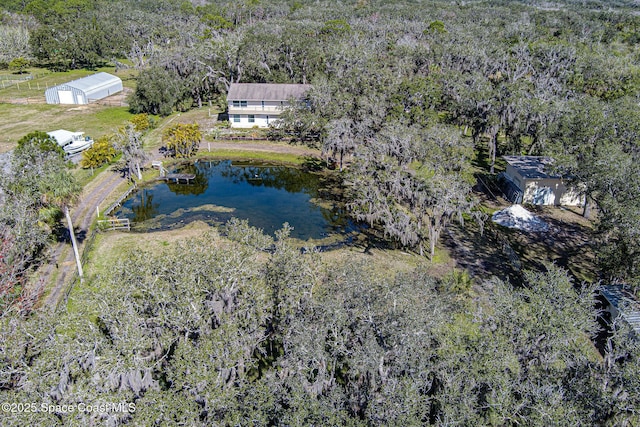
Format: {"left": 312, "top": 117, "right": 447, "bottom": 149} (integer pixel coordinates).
{"left": 0, "top": 74, "right": 31, "bottom": 81}
{"left": 0, "top": 75, "right": 51, "bottom": 90}
{"left": 97, "top": 218, "right": 131, "bottom": 231}
{"left": 0, "top": 72, "right": 49, "bottom": 81}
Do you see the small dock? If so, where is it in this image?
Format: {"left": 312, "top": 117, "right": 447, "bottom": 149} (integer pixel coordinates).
{"left": 155, "top": 161, "right": 196, "bottom": 183}
{"left": 104, "top": 184, "right": 137, "bottom": 216}
{"left": 159, "top": 173, "right": 196, "bottom": 183}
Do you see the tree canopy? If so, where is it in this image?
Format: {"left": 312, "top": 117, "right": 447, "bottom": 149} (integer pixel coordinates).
{"left": 1, "top": 225, "right": 638, "bottom": 426}
{"left": 2, "top": 0, "right": 640, "bottom": 423}
{"left": 162, "top": 123, "right": 202, "bottom": 158}
{"left": 0, "top": 131, "right": 79, "bottom": 314}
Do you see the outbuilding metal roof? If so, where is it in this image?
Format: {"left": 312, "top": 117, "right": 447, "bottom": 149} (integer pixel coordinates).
{"left": 503, "top": 156, "right": 561, "bottom": 180}
{"left": 61, "top": 72, "right": 122, "bottom": 95}
{"left": 601, "top": 284, "right": 640, "bottom": 335}
{"left": 228, "top": 83, "right": 312, "bottom": 101}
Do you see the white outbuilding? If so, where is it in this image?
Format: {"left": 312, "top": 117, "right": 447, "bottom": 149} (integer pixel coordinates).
{"left": 45, "top": 72, "right": 123, "bottom": 105}
{"left": 499, "top": 156, "right": 584, "bottom": 206}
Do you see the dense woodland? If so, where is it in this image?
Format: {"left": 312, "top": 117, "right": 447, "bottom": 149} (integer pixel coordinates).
{"left": 2, "top": 0, "right": 640, "bottom": 425}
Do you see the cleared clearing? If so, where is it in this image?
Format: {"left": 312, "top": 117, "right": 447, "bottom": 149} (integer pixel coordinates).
{"left": 0, "top": 103, "right": 134, "bottom": 153}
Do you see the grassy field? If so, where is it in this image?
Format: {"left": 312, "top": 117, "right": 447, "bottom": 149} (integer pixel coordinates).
{"left": 144, "top": 108, "right": 220, "bottom": 151}
{"left": 0, "top": 66, "right": 137, "bottom": 98}
{"left": 0, "top": 65, "right": 138, "bottom": 153}
{"left": 194, "top": 148, "right": 313, "bottom": 165}
{"left": 0, "top": 103, "right": 134, "bottom": 153}
{"left": 74, "top": 220, "right": 444, "bottom": 311}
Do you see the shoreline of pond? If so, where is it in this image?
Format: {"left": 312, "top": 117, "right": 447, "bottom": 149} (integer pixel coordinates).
{"left": 114, "top": 159, "right": 359, "bottom": 246}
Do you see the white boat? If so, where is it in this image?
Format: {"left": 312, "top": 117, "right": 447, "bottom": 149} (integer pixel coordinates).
{"left": 47, "top": 129, "right": 94, "bottom": 155}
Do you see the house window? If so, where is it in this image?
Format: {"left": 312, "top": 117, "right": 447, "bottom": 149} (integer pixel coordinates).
{"left": 240, "top": 100, "right": 247, "bottom": 107}
{"left": 248, "top": 115, "right": 255, "bottom": 123}
{"left": 232, "top": 100, "right": 247, "bottom": 107}
{"left": 232, "top": 100, "right": 240, "bottom": 107}
{"left": 232, "top": 114, "right": 240, "bottom": 123}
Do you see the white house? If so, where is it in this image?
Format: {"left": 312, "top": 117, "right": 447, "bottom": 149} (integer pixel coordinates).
{"left": 45, "top": 72, "right": 123, "bottom": 105}
{"left": 227, "top": 83, "right": 312, "bottom": 128}
{"left": 47, "top": 130, "right": 94, "bottom": 155}
{"left": 500, "top": 156, "right": 583, "bottom": 206}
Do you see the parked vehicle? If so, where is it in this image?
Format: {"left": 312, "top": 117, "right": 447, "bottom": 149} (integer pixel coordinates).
{"left": 47, "top": 129, "right": 94, "bottom": 155}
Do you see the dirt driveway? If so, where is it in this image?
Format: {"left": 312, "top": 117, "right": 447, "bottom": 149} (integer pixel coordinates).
{"left": 37, "top": 169, "right": 126, "bottom": 311}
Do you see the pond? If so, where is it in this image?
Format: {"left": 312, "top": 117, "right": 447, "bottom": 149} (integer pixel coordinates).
{"left": 115, "top": 160, "right": 359, "bottom": 241}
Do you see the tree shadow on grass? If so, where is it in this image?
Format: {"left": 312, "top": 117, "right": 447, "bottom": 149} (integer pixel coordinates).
{"left": 516, "top": 208, "right": 597, "bottom": 284}
{"left": 52, "top": 224, "right": 87, "bottom": 246}
{"left": 301, "top": 156, "right": 327, "bottom": 172}
{"left": 442, "top": 221, "right": 525, "bottom": 286}
{"left": 442, "top": 204, "right": 597, "bottom": 288}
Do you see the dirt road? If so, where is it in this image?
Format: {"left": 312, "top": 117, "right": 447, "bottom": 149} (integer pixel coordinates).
{"left": 41, "top": 169, "right": 126, "bottom": 311}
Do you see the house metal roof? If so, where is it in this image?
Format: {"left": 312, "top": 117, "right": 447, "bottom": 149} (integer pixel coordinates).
{"left": 228, "top": 83, "right": 312, "bottom": 101}
{"left": 503, "top": 156, "right": 560, "bottom": 180}
{"left": 601, "top": 284, "right": 640, "bottom": 335}
{"left": 61, "top": 72, "right": 122, "bottom": 95}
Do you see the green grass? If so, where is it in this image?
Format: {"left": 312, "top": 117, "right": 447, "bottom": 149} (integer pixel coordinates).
{"left": 0, "top": 104, "right": 135, "bottom": 153}
{"left": 144, "top": 108, "right": 220, "bottom": 151}
{"left": 84, "top": 107, "right": 134, "bottom": 134}
{"left": 98, "top": 179, "right": 135, "bottom": 215}
{"left": 0, "top": 64, "right": 138, "bottom": 153}
{"left": 0, "top": 66, "right": 137, "bottom": 98}
{"left": 431, "top": 245, "right": 453, "bottom": 264}
{"left": 195, "top": 149, "right": 309, "bottom": 165}
{"left": 73, "top": 159, "right": 119, "bottom": 187}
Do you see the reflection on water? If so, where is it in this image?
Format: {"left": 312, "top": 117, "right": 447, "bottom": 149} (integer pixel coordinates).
{"left": 116, "top": 160, "right": 357, "bottom": 240}
{"left": 129, "top": 189, "right": 159, "bottom": 222}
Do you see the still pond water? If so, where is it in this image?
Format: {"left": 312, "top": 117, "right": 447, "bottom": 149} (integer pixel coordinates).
{"left": 116, "top": 160, "right": 357, "bottom": 240}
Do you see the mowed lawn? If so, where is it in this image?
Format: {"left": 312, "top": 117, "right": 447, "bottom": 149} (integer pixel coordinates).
{"left": 0, "top": 66, "right": 138, "bottom": 153}
{"left": 0, "top": 66, "right": 137, "bottom": 97}
{"left": 0, "top": 103, "right": 135, "bottom": 153}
